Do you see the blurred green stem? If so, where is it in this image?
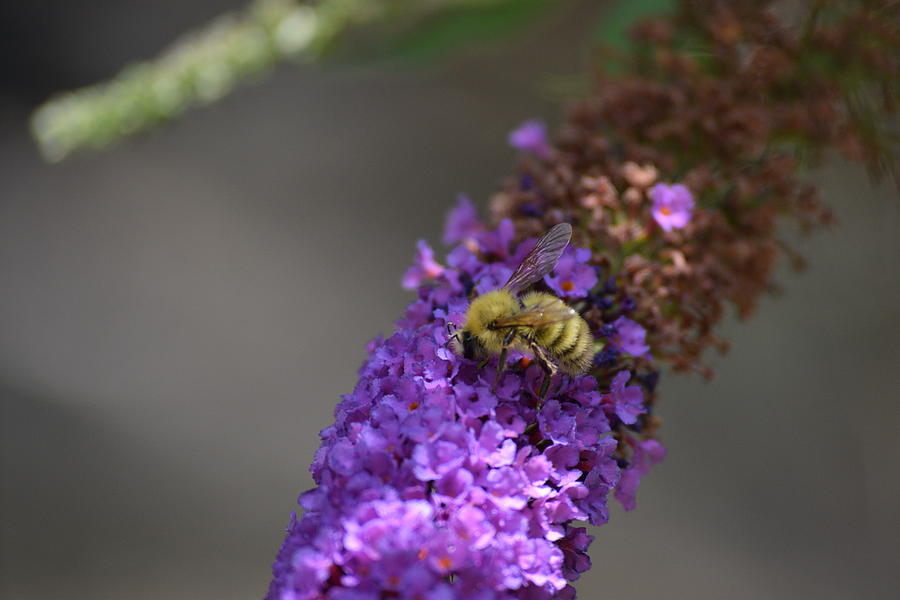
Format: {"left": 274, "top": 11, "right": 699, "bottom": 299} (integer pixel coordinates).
{"left": 30, "top": 0, "right": 543, "bottom": 162}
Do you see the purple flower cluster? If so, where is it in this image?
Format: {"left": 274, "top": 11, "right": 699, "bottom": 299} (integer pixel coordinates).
{"left": 267, "top": 199, "right": 663, "bottom": 599}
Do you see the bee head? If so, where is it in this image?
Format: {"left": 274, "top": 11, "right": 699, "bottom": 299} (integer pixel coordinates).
{"left": 446, "top": 323, "right": 479, "bottom": 360}
{"left": 459, "top": 330, "right": 480, "bottom": 360}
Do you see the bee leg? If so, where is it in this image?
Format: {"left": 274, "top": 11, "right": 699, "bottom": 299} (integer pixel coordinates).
{"left": 538, "top": 363, "right": 558, "bottom": 398}
{"left": 538, "top": 372, "right": 552, "bottom": 399}
{"left": 494, "top": 329, "right": 517, "bottom": 391}
{"left": 493, "top": 349, "right": 507, "bottom": 391}
{"left": 528, "top": 341, "right": 557, "bottom": 400}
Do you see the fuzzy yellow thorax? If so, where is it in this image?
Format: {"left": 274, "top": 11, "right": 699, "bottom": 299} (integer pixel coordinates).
{"left": 462, "top": 289, "right": 519, "bottom": 353}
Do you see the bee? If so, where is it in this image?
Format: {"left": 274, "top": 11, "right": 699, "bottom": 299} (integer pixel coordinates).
{"left": 450, "top": 223, "right": 595, "bottom": 397}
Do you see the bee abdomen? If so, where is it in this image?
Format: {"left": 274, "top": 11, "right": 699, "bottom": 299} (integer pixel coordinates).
{"left": 556, "top": 317, "right": 594, "bottom": 374}
{"left": 549, "top": 316, "right": 581, "bottom": 354}
{"left": 520, "top": 291, "right": 595, "bottom": 375}
{"left": 534, "top": 321, "right": 564, "bottom": 347}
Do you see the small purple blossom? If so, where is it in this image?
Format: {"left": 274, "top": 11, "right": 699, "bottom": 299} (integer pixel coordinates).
{"left": 615, "top": 439, "right": 667, "bottom": 511}
{"left": 477, "top": 218, "right": 516, "bottom": 260}
{"left": 474, "top": 262, "right": 514, "bottom": 295}
{"left": 508, "top": 119, "right": 552, "bottom": 159}
{"left": 593, "top": 347, "right": 619, "bottom": 368}
{"left": 402, "top": 240, "right": 445, "bottom": 290}
{"left": 619, "top": 296, "right": 637, "bottom": 314}
{"left": 610, "top": 316, "right": 649, "bottom": 357}
{"left": 602, "top": 370, "right": 646, "bottom": 425}
{"left": 650, "top": 183, "right": 694, "bottom": 231}
{"left": 634, "top": 439, "right": 667, "bottom": 475}
{"left": 558, "top": 527, "right": 593, "bottom": 581}
{"left": 443, "top": 194, "right": 484, "bottom": 245}
{"left": 520, "top": 173, "right": 534, "bottom": 190}
{"left": 594, "top": 296, "right": 613, "bottom": 310}
{"left": 544, "top": 247, "right": 597, "bottom": 299}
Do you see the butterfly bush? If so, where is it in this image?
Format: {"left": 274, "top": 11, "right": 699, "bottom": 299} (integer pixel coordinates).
{"left": 268, "top": 1, "right": 898, "bottom": 598}
{"left": 268, "top": 203, "right": 663, "bottom": 600}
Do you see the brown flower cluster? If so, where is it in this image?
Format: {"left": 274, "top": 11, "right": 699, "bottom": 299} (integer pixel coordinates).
{"left": 491, "top": 0, "right": 898, "bottom": 381}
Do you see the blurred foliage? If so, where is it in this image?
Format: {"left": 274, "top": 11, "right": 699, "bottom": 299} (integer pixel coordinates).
{"left": 33, "top": 0, "right": 894, "bottom": 176}
{"left": 592, "top": 0, "right": 674, "bottom": 51}
{"left": 362, "top": 0, "right": 553, "bottom": 63}
{"left": 30, "top": 0, "right": 563, "bottom": 162}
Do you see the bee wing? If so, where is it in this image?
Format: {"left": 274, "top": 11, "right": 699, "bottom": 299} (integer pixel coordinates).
{"left": 503, "top": 223, "right": 572, "bottom": 295}
{"left": 492, "top": 303, "right": 576, "bottom": 329}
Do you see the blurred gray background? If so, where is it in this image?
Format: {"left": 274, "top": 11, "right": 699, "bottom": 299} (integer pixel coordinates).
{"left": 1, "top": 2, "right": 898, "bottom": 599}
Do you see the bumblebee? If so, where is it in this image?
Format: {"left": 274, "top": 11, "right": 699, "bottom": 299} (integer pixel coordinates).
{"left": 450, "top": 223, "right": 594, "bottom": 397}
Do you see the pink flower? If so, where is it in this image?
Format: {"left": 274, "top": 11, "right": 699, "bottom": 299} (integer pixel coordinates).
{"left": 508, "top": 119, "right": 552, "bottom": 159}
{"left": 650, "top": 183, "right": 694, "bottom": 231}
